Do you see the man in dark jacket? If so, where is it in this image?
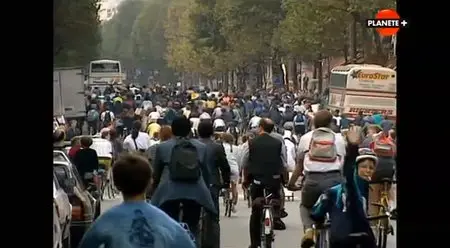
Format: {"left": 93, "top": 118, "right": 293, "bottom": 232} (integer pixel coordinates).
{"left": 198, "top": 121, "right": 231, "bottom": 248}
{"left": 242, "top": 118, "right": 286, "bottom": 248}
{"left": 150, "top": 116, "right": 216, "bottom": 239}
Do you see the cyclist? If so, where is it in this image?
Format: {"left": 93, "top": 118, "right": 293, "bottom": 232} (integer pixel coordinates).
{"left": 198, "top": 121, "right": 231, "bottom": 248}
{"left": 241, "top": 118, "right": 286, "bottom": 248}
{"left": 287, "top": 110, "right": 346, "bottom": 247}
{"left": 91, "top": 129, "right": 113, "bottom": 171}
{"left": 123, "top": 121, "right": 151, "bottom": 153}
{"left": 309, "top": 127, "right": 377, "bottom": 248}
{"left": 150, "top": 116, "right": 216, "bottom": 240}
{"left": 221, "top": 133, "right": 240, "bottom": 212}
{"left": 73, "top": 136, "right": 100, "bottom": 186}
{"left": 78, "top": 154, "right": 196, "bottom": 248}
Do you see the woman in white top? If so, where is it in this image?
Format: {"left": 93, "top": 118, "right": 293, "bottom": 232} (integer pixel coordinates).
{"left": 221, "top": 133, "right": 240, "bottom": 211}
{"left": 123, "top": 121, "right": 151, "bottom": 153}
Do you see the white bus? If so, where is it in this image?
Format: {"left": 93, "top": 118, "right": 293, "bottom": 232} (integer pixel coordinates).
{"left": 326, "top": 64, "right": 396, "bottom": 120}
{"left": 88, "top": 59, "right": 124, "bottom": 86}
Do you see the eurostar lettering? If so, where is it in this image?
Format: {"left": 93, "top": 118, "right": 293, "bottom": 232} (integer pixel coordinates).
{"left": 349, "top": 108, "right": 393, "bottom": 115}
{"left": 356, "top": 72, "right": 389, "bottom": 80}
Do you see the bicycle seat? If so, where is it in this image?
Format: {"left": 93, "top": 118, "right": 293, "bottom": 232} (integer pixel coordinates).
{"left": 380, "top": 177, "right": 394, "bottom": 184}
{"left": 348, "top": 232, "right": 368, "bottom": 237}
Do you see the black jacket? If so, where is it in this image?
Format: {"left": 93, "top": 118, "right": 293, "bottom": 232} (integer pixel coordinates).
{"left": 73, "top": 148, "right": 99, "bottom": 177}
{"left": 247, "top": 133, "right": 283, "bottom": 185}
{"left": 199, "top": 138, "right": 231, "bottom": 187}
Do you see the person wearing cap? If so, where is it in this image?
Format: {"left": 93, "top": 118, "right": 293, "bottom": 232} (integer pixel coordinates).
{"left": 308, "top": 127, "right": 378, "bottom": 248}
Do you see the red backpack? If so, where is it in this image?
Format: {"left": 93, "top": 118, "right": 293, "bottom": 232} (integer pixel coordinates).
{"left": 370, "top": 133, "right": 396, "bottom": 157}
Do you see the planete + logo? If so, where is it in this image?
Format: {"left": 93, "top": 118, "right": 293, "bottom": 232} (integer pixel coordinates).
{"left": 365, "top": 9, "right": 407, "bottom": 36}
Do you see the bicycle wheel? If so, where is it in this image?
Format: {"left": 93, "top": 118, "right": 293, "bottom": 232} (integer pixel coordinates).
{"left": 197, "top": 209, "right": 207, "bottom": 247}
{"left": 261, "top": 234, "right": 273, "bottom": 248}
{"left": 226, "top": 201, "right": 232, "bottom": 217}
{"left": 378, "top": 226, "right": 388, "bottom": 248}
{"left": 99, "top": 178, "right": 107, "bottom": 201}
{"left": 224, "top": 199, "right": 230, "bottom": 217}
{"left": 318, "top": 229, "right": 329, "bottom": 248}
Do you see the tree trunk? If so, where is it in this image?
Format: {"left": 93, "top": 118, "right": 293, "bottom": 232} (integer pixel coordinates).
{"left": 349, "top": 16, "right": 357, "bottom": 63}
{"left": 317, "top": 56, "right": 323, "bottom": 94}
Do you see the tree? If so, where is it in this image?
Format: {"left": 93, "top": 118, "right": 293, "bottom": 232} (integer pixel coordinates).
{"left": 100, "top": 0, "right": 145, "bottom": 66}
{"left": 54, "top": 0, "right": 102, "bottom": 66}
{"left": 279, "top": 0, "right": 396, "bottom": 63}
{"left": 130, "top": 0, "right": 173, "bottom": 81}
{"left": 165, "top": 0, "right": 228, "bottom": 78}
{"left": 216, "top": 0, "right": 283, "bottom": 65}
{"left": 279, "top": 0, "right": 348, "bottom": 61}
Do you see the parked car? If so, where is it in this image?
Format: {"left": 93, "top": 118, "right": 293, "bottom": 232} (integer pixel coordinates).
{"left": 53, "top": 202, "right": 63, "bottom": 248}
{"left": 53, "top": 150, "right": 99, "bottom": 248}
{"left": 53, "top": 171, "right": 72, "bottom": 247}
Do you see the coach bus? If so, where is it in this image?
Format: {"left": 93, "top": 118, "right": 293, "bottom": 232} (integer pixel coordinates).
{"left": 326, "top": 64, "right": 396, "bottom": 120}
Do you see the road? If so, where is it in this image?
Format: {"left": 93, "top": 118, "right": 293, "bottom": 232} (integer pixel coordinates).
{"left": 101, "top": 191, "right": 396, "bottom": 247}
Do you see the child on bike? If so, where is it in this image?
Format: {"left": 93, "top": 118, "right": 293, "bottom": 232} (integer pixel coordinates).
{"left": 308, "top": 126, "right": 377, "bottom": 248}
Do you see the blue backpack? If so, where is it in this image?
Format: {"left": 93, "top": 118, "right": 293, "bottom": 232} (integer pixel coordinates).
{"left": 294, "top": 113, "right": 305, "bottom": 126}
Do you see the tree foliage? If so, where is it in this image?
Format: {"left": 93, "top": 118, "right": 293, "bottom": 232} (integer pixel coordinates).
{"left": 54, "top": 0, "right": 101, "bottom": 66}
{"left": 100, "top": 0, "right": 145, "bottom": 65}
{"left": 279, "top": 0, "right": 396, "bottom": 61}
{"left": 99, "top": 0, "right": 396, "bottom": 85}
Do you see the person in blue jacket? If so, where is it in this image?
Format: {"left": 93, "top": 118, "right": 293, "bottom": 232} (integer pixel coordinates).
{"left": 309, "top": 126, "right": 378, "bottom": 248}
{"left": 78, "top": 154, "right": 196, "bottom": 248}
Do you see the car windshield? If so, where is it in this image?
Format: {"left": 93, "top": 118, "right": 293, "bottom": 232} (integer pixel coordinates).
{"left": 53, "top": 152, "right": 68, "bottom": 162}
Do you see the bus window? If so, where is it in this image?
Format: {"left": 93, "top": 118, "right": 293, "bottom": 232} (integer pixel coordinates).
{"left": 91, "top": 62, "right": 120, "bottom": 73}
{"left": 329, "top": 74, "right": 347, "bottom": 88}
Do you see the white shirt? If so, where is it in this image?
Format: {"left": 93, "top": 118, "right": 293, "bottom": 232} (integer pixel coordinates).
{"left": 222, "top": 143, "right": 240, "bottom": 177}
{"left": 183, "top": 108, "right": 191, "bottom": 119}
{"left": 123, "top": 132, "right": 151, "bottom": 151}
{"left": 199, "top": 112, "right": 211, "bottom": 120}
{"left": 91, "top": 138, "right": 113, "bottom": 159}
{"left": 190, "top": 117, "right": 200, "bottom": 132}
{"left": 249, "top": 116, "right": 262, "bottom": 128}
{"left": 148, "top": 111, "right": 161, "bottom": 120}
{"left": 142, "top": 100, "right": 153, "bottom": 111}
{"left": 100, "top": 111, "right": 115, "bottom": 122}
{"left": 213, "top": 118, "right": 226, "bottom": 128}
{"left": 297, "top": 129, "right": 346, "bottom": 172}
{"left": 155, "top": 105, "right": 163, "bottom": 115}
{"left": 333, "top": 116, "right": 342, "bottom": 126}
{"left": 213, "top": 107, "right": 222, "bottom": 118}
{"left": 283, "top": 131, "right": 297, "bottom": 172}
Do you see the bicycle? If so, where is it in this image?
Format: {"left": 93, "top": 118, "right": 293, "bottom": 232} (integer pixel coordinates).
{"left": 259, "top": 188, "right": 275, "bottom": 248}
{"left": 242, "top": 185, "right": 251, "bottom": 208}
{"left": 178, "top": 203, "right": 206, "bottom": 247}
{"left": 222, "top": 188, "right": 233, "bottom": 217}
{"left": 101, "top": 168, "right": 119, "bottom": 200}
{"left": 311, "top": 214, "right": 391, "bottom": 248}
{"left": 370, "top": 178, "right": 396, "bottom": 248}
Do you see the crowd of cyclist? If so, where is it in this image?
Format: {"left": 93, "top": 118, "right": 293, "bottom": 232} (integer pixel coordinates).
{"left": 52, "top": 83, "right": 397, "bottom": 248}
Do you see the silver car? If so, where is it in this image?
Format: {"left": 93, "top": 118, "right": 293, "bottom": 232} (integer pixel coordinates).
{"left": 53, "top": 202, "right": 63, "bottom": 248}
{"left": 54, "top": 171, "right": 72, "bottom": 247}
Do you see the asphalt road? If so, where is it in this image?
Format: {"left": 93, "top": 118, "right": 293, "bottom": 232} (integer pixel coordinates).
{"left": 101, "top": 190, "right": 396, "bottom": 247}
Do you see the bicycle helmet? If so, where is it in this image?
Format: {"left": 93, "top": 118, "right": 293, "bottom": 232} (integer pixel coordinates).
{"left": 356, "top": 148, "right": 378, "bottom": 164}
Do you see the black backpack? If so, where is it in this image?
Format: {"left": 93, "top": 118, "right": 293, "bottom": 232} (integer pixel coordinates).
{"left": 169, "top": 139, "right": 201, "bottom": 182}
{"left": 103, "top": 111, "right": 112, "bottom": 124}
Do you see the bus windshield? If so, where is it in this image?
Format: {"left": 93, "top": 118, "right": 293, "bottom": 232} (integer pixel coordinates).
{"left": 90, "top": 62, "right": 120, "bottom": 73}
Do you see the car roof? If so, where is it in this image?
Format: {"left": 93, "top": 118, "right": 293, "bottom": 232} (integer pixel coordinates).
{"left": 53, "top": 160, "right": 71, "bottom": 167}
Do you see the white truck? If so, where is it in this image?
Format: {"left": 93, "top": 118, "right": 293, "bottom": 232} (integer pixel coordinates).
{"left": 53, "top": 67, "right": 86, "bottom": 119}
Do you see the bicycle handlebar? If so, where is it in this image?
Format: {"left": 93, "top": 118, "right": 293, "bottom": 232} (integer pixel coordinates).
{"left": 313, "top": 214, "right": 390, "bottom": 229}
